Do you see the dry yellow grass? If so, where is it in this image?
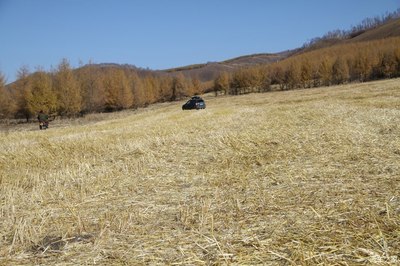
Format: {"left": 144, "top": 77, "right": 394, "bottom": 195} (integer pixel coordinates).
{"left": 1, "top": 79, "right": 400, "bottom": 265}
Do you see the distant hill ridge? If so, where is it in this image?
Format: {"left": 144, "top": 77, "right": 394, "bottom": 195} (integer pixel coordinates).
{"left": 78, "top": 15, "right": 400, "bottom": 83}
{"left": 161, "top": 51, "right": 295, "bottom": 82}
{"left": 140, "top": 16, "right": 400, "bottom": 82}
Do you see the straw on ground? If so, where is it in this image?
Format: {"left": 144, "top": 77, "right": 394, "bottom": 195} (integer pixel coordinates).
{"left": 0, "top": 79, "right": 399, "bottom": 265}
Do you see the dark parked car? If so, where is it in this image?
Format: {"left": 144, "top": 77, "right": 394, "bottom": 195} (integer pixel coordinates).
{"left": 182, "top": 96, "right": 206, "bottom": 110}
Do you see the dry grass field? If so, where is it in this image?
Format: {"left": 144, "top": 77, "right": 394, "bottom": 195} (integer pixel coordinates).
{"left": 1, "top": 79, "right": 400, "bottom": 265}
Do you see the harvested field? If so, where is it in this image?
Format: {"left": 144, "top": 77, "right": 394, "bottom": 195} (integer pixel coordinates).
{"left": 0, "top": 79, "right": 400, "bottom": 265}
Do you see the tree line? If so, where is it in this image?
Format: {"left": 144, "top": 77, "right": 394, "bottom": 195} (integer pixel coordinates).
{"left": 214, "top": 37, "right": 400, "bottom": 96}
{"left": 2, "top": 16, "right": 400, "bottom": 120}
{"left": 0, "top": 60, "right": 204, "bottom": 120}
{"left": 2, "top": 36, "right": 399, "bottom": 120}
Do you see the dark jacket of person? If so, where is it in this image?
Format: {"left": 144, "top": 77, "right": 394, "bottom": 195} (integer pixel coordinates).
{"left": 37, "top": 111, "right": 49, "bottom": 122}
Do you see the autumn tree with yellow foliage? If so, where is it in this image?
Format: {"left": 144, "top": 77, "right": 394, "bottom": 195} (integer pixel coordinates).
{"left": 0, "top": 72, "right": 16, "bottom": 118}
{"left": 103, "top": 68, "right": 134, "bottom": 111}
{"left": 77, "top": 65, "right": 106, "bottom": 113}
{"left": 171, "top": 73, "right": 186, "bottom": 100}
{"left": 54, "top": 59, "right": 82, "bottom": 116}
{"left": 14, "top": 66, "right": 32, "bottom": 120}
{"left": 213, "top": 72, "right": 230, "bottom": 96}
{"left": 25, "top": 70, "right": 57, "bottom": 115}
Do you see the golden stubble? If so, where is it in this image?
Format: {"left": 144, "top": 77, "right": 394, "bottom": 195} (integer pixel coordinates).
{"left": 0, "top": 79, "right": 399, "bottom": 265}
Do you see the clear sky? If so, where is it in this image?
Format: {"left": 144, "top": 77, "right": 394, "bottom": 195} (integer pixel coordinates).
{"left": 0, "top": 0, "right": 399, "bottom": 83}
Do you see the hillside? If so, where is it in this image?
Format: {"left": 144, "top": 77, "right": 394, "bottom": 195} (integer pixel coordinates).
{"left": 165, "top": 17, "right": 400, "bottom": 81}
{"left": 350, "top": 17, "right": 400, "bottom": 42}
{"left": 300, "top": 17, "right": 400, "bottom": 53}
{"left": 1, "top": 79, "right": 399, "bottom": 265}
{"left": 163, "top": 51, "right": 293, "bottom": 82}
{"left": 74, "top": 52, "right": 293, "bottom": 83}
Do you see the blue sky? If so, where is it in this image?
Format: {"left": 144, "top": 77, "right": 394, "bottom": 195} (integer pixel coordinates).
{"left": 0, "top": 0, "right": 399, "bottom": 83}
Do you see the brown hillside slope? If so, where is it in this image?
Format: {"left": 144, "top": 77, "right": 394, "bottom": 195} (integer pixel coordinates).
{"left": 296, "top": 18, "right": 400, "bottom": 55}
{"left": 164, "top": 51, "right": 292, "bottom": 82}
{"left": 169, "top": 18, "right": 400, "bottom": 82}
{"left": 351, "top": 18, "right": 400, "bottom": 42}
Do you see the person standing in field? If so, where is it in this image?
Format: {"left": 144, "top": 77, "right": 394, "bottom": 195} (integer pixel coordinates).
{"left": 37, "top": 110, "right": 49, "bottom": 130}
